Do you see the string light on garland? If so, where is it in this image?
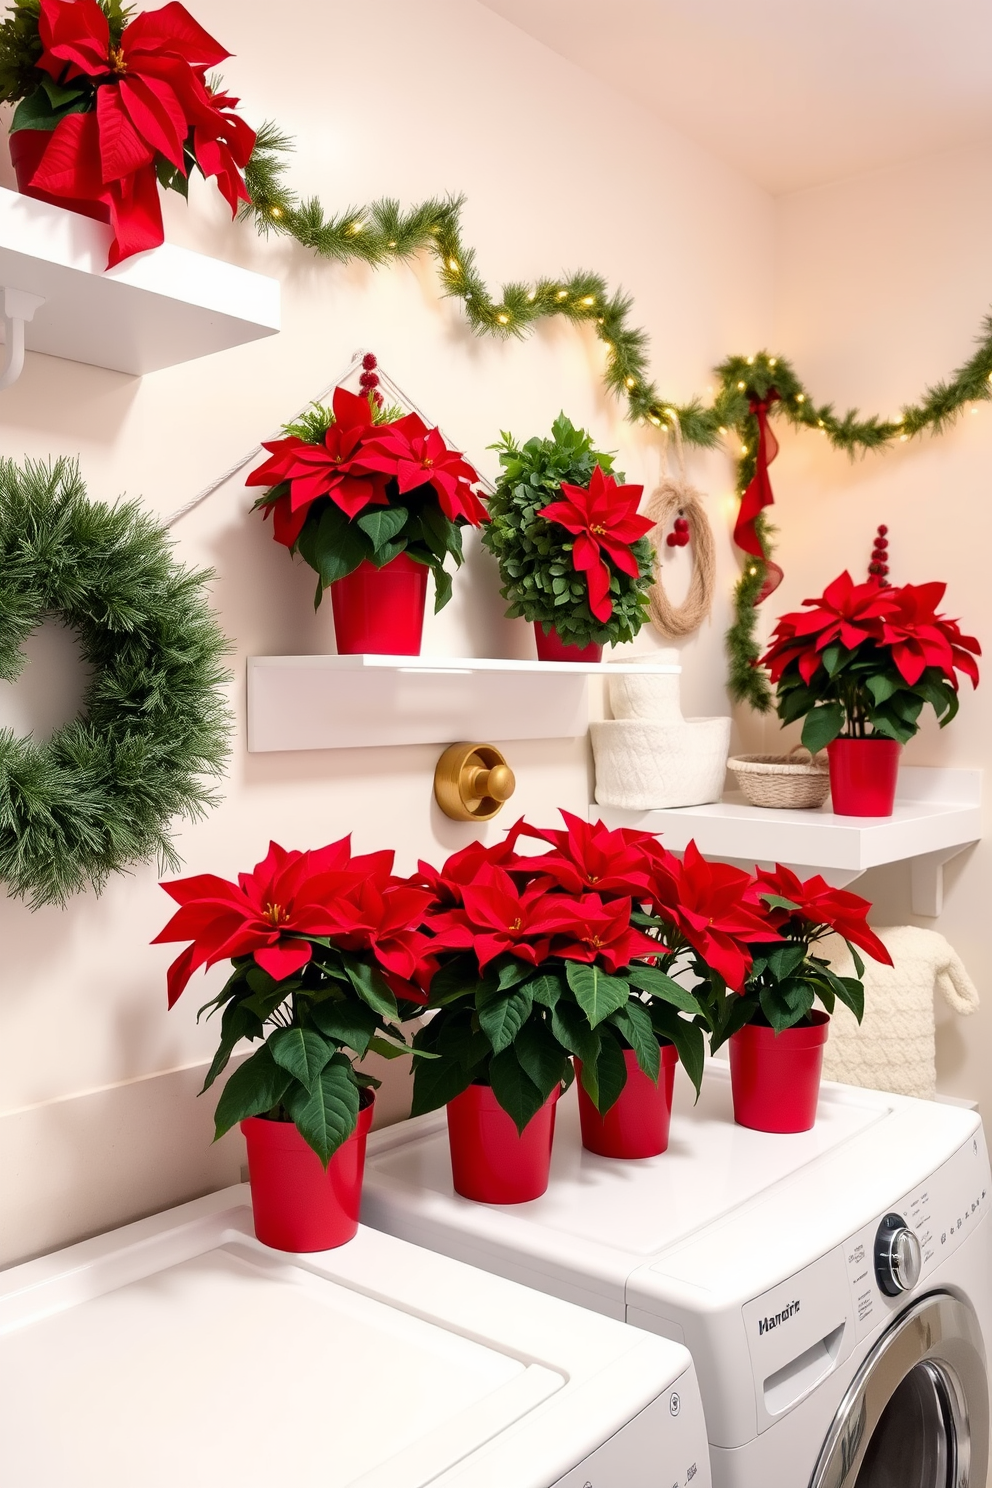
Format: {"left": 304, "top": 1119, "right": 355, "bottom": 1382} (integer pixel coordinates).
{"left": 241, "top": 127, "right": 992, "bottom": 708}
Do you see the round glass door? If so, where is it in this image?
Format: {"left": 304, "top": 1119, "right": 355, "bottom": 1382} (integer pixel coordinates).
{"left": 854, "top": 1360, "right": 955, "bottom": 1486}
{"left": 809, "top": 1294, "right": 988, "bottom": 1488}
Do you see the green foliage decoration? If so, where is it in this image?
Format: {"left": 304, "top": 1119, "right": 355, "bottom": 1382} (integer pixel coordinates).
{"left": 482, "top": 414, "right": 653, "bottom": 649}
{"left": 240, "top": 133, "right": 992, "bottom": 709}
{"left": 0, "top": 458, "right": 231, "bottom": 907}
{"left": 203, "top": 951, "right": 423, "bottom": 1166}
{"left": 410, "top": 950, "right": 705, "bottom": 1135}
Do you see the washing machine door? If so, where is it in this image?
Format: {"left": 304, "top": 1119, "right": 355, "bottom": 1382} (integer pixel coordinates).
{"left": 809, "top": 1293, "right": 988, "bottom": 1488}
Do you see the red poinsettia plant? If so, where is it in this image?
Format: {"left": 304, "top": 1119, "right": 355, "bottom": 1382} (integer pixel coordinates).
{"left": 483, "top": 414, "right": 655, "bottom": 648}
{"left": 763, "top": 564, "right": 980, "bottom": 753}
{"left": 638, "top": 845, "right": 892, "bottom": 1049}
{"left": 152, "top": 838, "right": 434, "bottom": 1164}
{"left": 248, "top": 360, "right": 488, "bottom": 611}
{"left": 410, "top": 812, "right": 707, "bottom": 1133}
{"left": 0, "top": 0, "right": 256, "bottom": 266}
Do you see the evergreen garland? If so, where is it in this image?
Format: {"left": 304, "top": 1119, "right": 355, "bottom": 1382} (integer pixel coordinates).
{"left": 242, "top": 132, "right": 992, "bottom": 708}
{"left": 0, "top": 458, "right": 231, "bottom": 907}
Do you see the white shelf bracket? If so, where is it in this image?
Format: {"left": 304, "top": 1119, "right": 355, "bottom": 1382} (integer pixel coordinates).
{"left": 910, "top": 844, "right": 972, "bottom": 917}
{"left": 0, "top": 286, "right": 45, "bottom": 389}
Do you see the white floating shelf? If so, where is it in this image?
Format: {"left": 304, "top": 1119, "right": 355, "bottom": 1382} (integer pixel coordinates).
{"left": 247, "top": 653, "right": 678, "bottom": 752}
{"left": 0, "top": 186, "right": 279, "bottom": 376}
{"left": 594, "top": 767, "right": 982, "bottom": 915}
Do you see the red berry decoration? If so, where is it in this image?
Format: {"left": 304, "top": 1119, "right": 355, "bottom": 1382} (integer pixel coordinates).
{"left": 666, "top": 533, "right": 678, "bottom": 547}
{"left": 362, "top": 353, "right": 378, "bottom": 371}
{"left": 877, "top": 524, "right": 888, "bottom": 536}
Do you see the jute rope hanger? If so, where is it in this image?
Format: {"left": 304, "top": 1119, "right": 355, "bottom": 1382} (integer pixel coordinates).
{"left": 164, "top": 349, "right": 496, "bottom": 529}
{"left": 645, "top": 412, "right": 716, "bottom": 639}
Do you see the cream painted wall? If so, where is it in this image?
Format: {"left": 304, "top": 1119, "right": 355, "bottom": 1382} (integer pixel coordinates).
{"left": 749, "top": 139, "right": 992, "bottom": 1112}
{"left": 0, "top": 0, "right": 774, "bottom": 1264}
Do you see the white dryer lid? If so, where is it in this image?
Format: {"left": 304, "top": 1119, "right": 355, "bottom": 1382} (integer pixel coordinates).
{"left": 0, "top": 1188, "right": 697, "bottom": 1488}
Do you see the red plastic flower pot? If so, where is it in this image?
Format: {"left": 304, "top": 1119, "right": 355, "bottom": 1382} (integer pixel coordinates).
{"left": 729, "top": 1012, "right": 830, "bottom": 1134}
{"left": 9, "top": 129, "right": 111, "bottom": 224}
{"left": 446, "top": 1082, "right": 560, "bottom": 1203}
{"left": 575, "top": 1043, "right": 678, "bottom": 1159}
{"left": 241, "top": 1094, "right": 374, "bottom": 1252}
{"left": 533, "top": 623, "right": 603, "bottom": 663}
{"left": 330, "top": 552, "right": 428, "bottom": 655}
{"left": 827, "top": 737, "right": 902, "bottom": 817}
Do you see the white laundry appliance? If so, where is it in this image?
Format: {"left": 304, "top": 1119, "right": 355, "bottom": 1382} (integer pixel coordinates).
{"left": 361, "top": 1065, "right": 992, "bottom": 1487}
{"left": 0, "top": 1184, "right": 711, "bottom": 1488}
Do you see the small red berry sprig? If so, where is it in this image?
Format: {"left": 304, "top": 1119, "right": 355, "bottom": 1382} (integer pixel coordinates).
{"left": 359, "top": 351, "right": 384, "bottom": 408}
{"left": 867, "top": 524, "right": 890, "bottom": 585}
{"left": 666, "top": 514, "right": 690, "bottom": 548}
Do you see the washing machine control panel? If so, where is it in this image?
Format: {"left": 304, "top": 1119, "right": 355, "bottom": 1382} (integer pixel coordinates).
{"left": 874, "top": 1213, "right": 923, "bottom": 1295}
{"left": 844, "top": 1128, "right": 990, "bottom": 1342}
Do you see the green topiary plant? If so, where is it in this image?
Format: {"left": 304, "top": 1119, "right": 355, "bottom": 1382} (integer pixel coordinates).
{"left": 483, "top": 413, "right": 655, "bottom": 650}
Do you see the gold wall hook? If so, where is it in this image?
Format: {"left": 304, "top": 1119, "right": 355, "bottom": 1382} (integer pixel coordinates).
{"left": 434, "top": 742, "right": 516, "bottom": 821}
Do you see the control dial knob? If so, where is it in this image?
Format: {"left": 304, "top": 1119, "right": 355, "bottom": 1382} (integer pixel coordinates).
{"left": 874, "top": 1212, "right": 922, "bottom": 1296}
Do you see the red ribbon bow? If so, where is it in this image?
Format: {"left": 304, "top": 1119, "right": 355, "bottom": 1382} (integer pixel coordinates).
{"left": 733, "top": 391, "right": 783, "bottom": 601}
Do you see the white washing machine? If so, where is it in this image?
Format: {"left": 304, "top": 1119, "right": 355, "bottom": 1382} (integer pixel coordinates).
{"left": 0, "top": 1184, "right": 711, "bottom": 1488}
{"left": 361, "top": 1065, "right": 992, "bottom": 1487}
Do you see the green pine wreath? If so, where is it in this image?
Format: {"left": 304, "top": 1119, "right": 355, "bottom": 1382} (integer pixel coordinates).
{"left": 0, "top": 458, "right": 231, "bottom": 908}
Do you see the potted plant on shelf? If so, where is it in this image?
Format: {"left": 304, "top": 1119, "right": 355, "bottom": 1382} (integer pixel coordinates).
{"left": 483, "top": 413, "right": 655, "bottom": 662}
{"left": 0, "top": 0, "right": 256, "bottom": 267}
{"left": 411, "top": 814, "right": 705, "bottom": 1195}
{"left": 663, "top": 855, "right": 892, "bottom": 1133}
{"left": 152, "top": 837, "right": 433, "bottom": 1251}
{"left": 248, "top": 362, "right": 488, "bottom": 655}
{"left": 762, "top": 563, "right": 980, "bottom": 816}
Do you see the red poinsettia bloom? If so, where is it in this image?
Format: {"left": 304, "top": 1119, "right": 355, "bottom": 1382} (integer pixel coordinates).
{"left": 155, "top": 841, "right": 344, "bottom": 1008}
{"left": 427, "top": 865, "right": 577, "bottom": 970}
{"left": 751, "top": 864, "right": 893, "bottom": 966}
{"left": 315, "top": 868, "right": 434, "bottom": 998}
{"left": 31, "top": 0, "right": 254, "bottom": 267}
{"left": 538, "top": 465, "right": 653, "bottom": 623}
{"left": 416, "top": 829, "right": 528, "bottom": 907}
{"left": 762, "top": 571, "right": 895, "bottom": 684}
{"left": 247, "top": 387, "right": 388, "bottom": 546}
{"left": 358, "top": 413, "right": 488, "bottom": 526}
{"left": 513, "top": 810, "right": 659, "bottom": 899}
{"left": 550, "top": 893, "right": 659, "bottom": 973}
{"left": 153, "top": 837, "right": 431, "bottom": 1009}
{"left": 647, "top": 841, "right": 774, "bottom": 992}
{"left": 878, "top": 582, "right": 981, "bottom": 688}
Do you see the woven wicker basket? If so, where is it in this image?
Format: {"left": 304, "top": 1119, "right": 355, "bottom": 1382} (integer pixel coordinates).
{"left": 727, "top": 749, "right": 830, "bottom": 810}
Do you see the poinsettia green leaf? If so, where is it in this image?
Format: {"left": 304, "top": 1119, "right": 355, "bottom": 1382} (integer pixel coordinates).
{"left": 357, "top": 505, "right": 408, "bottom": 553}
{"left": 866, "top": 673, "right": 898, "bottom": 704}
{"left": 297, "top": 501, "right": 369, "bottom": 597}
{"left": 610, "top": 1000, "right": 660, "bottom": 1081}
{"left": 578, "top": 1025, "right": 627, "bottom": 1115}
{"left": 476, "top": 981, "right": 534, "bottom": 1055}
{"left": 489, "top": 1047, "right": 545, "bottom": 1134}
{"left": 626, "top": 963, "right": 704, "bottom": 1014}
{"left": 801, "top": 703, "right": 845, "bottom": 753}
{"left": 648, "top": 1003, "right": 705, "bottom": 1097}
{"left": 551, "top": 999, "right": 601, "bottom": 1063}
{"left": 213, "top": 1044, "right": 293, "bottom": 1139}
{"left": 282, "top": 1055, "right": 360, "bottom": 1166}
{"left": 200, "top": 998, "right": 260, "bottom": 1093}
{"left": 766, "top": 943, "right": 808, "bottom": 981}
{"left": 565, "top": 961, "right": 631, "bottom": 1028}
{"left": 524, "top": 972, "right": 564, "bottom": 1008}
{"left": 309, "top": 999, "right": 379, "bottom": 1057}
{"left": 343, "top": 958, "right": 398, "bottom": 1018}
{"left": 410, "top": 1048, "right": 476, "bottom": 1118}
{"left": 268, "top": 1027, "right": 333, "bottom": 1093}
{"left": 513, "top": 1017, "right": 568, "bottom": 1102}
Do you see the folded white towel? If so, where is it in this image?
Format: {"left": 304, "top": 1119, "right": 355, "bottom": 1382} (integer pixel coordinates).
{"left": 821, "top": 925, "right": 979, "bottom": 1100}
